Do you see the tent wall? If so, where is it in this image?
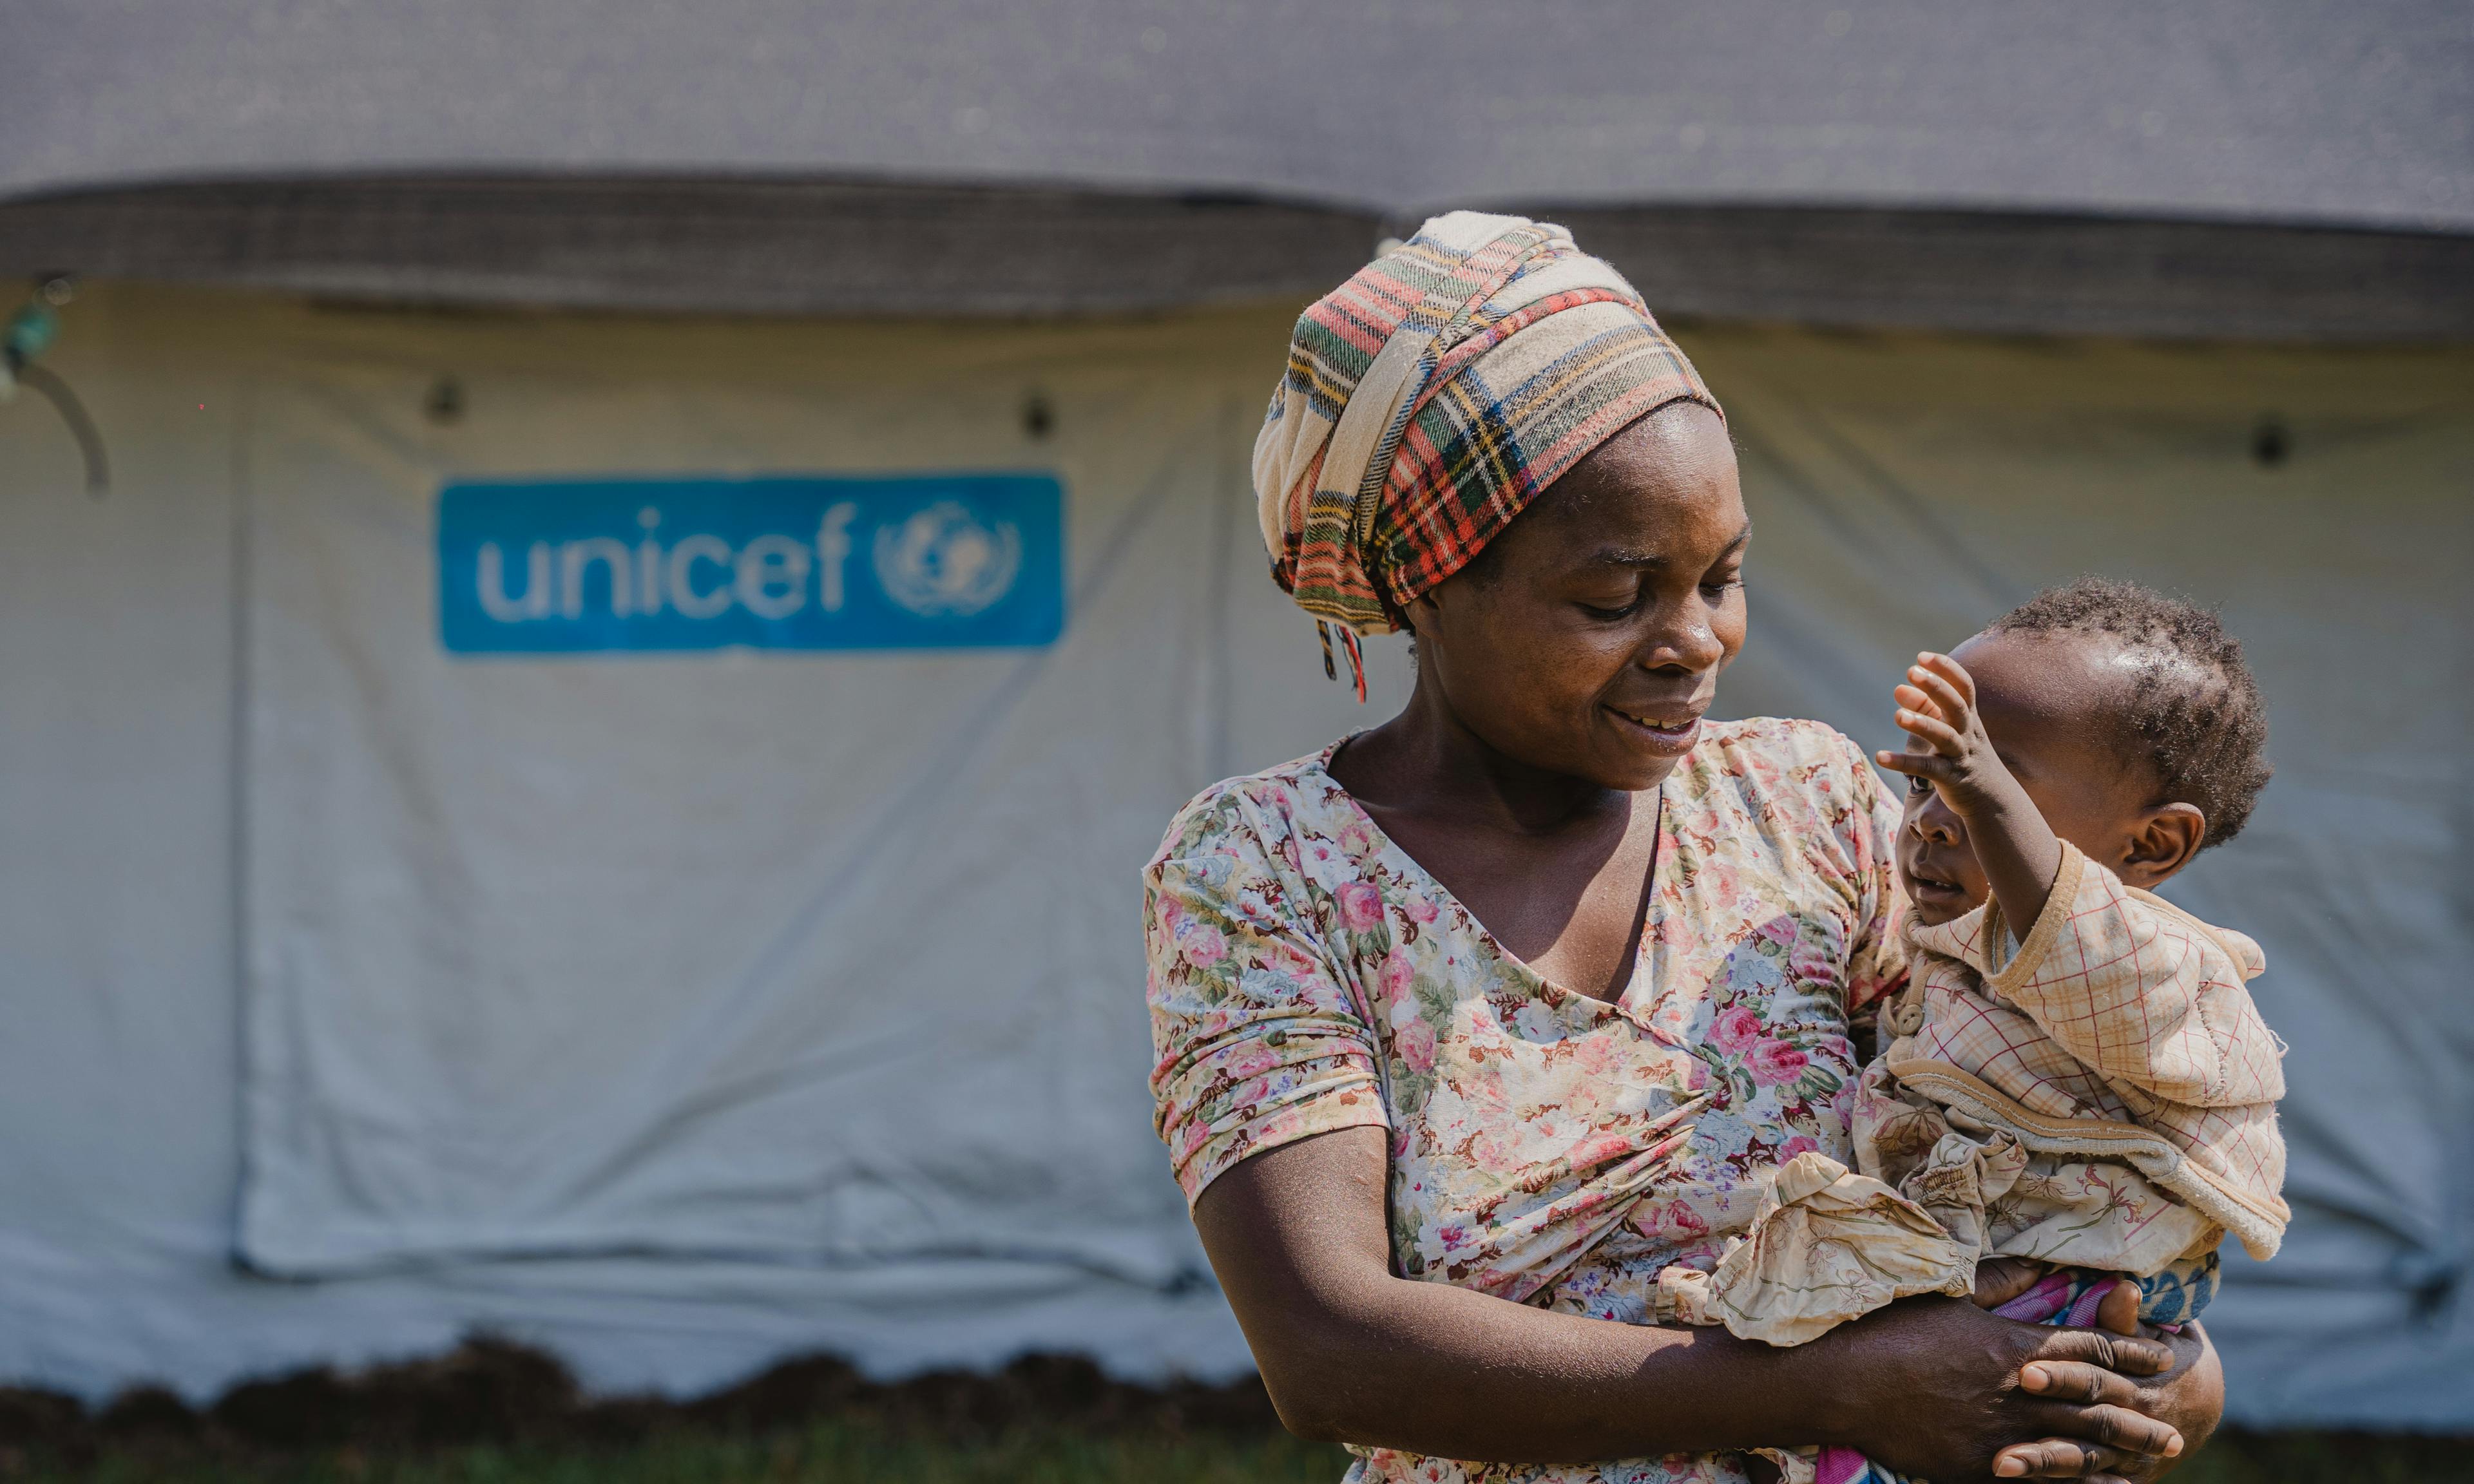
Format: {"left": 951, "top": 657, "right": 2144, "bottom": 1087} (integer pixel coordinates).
{"left": 0, "top": 181, "right": 1378, "bottom": 320}
{"left": 6, "top": 182, "right": 2474, "bottom": 338}
{"left": 0, "top": 282, "right": 2469, "bottom": 1429}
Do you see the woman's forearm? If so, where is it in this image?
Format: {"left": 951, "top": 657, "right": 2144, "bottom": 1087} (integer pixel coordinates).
{"left": 1195, "top": 1125, "right": 1856, "bottom": 1462}
{"left": 1243, "top": 1253, "right": 1844, "bottom": 1462}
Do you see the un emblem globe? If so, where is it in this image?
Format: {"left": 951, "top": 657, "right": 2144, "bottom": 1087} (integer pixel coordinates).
{"left": 872, "top": 500, "right": 1024, "bottom": 618}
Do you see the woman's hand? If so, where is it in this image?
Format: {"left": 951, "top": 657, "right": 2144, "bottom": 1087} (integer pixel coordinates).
{"left": 1805, "top": 1295, "right": 2187, "bottom": 1483}
{"left": 1957, "top": 1270, "right": 2221, "bottom": 1480}
{"left": 2000, "top": 1311, "right": 2223, "bottom": 1481}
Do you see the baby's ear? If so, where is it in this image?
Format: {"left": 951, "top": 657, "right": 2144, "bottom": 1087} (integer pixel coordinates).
{"left": 2118, "top": 803, "right": 2206, "bottom": 888}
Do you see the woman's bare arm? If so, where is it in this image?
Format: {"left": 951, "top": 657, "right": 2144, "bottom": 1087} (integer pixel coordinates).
{"left": 1196, "top": 1126, "right": 2210, "bottom": 1480}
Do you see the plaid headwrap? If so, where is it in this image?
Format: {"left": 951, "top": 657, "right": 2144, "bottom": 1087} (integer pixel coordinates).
{"left": 1253, "top": 211, "right": 1721, "bottom": 643}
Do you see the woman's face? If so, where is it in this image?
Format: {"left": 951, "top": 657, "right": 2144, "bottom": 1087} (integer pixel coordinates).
{"left": 1406, "top": 402, "right": 1749, "bottom": 792}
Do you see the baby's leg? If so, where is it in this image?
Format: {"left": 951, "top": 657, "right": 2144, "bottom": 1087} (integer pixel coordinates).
{"left": 2134, "top": 1249, "right": 2221, "bottom": 1326}
{"left": 1990, "top": 1249, "right": 2220, "bottom": 1329}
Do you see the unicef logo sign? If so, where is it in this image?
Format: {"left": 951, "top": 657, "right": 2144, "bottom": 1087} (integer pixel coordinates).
{"left": 437, "top": 475, "right": 1063, "bottom": 654}
{"left": 872, "top": 500, "right": 1023, "bottom": 618}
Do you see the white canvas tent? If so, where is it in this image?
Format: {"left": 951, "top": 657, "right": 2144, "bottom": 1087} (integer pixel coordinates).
{"left": 1, "top": 0, "right": 2471, "bottom": 1434}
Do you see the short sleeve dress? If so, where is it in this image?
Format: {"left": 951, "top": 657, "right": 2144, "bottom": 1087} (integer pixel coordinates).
{"left": 1145, "top": 717, "right": 1908, "bottom": 1484}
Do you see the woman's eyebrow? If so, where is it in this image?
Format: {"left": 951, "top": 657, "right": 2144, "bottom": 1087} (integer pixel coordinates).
{"left": 1586, "top": 547, "right": 1664, "bottom": 568}
{"left": 1584, "top": 523, "right": 1754, "bottom": 569}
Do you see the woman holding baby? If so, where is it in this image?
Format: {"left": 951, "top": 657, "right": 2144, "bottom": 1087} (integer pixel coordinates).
{"left": 1142, "top": 215, "right": 2258, "bottom": 1484}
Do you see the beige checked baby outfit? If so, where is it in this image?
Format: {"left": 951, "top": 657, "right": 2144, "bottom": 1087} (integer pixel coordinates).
{"left": 1660, "top": 839, "right": 2289, "bottom": 1347}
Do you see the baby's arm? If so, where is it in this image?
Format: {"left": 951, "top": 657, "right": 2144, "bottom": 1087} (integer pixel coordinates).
{"left": 1874, "top": 652, "right": 2064, "bottom": 937}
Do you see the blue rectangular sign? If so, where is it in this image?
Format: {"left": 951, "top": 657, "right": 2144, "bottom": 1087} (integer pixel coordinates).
{"left": 438, "top": 473, "right": 1065, "bottom": 654}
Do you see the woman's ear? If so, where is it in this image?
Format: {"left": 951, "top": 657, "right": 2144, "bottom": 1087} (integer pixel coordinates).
{"left": 2117, "top": 803, "right": 2206, "bottom": 889}
{"left": 1403, "top": 590, "right": 1442, "bottom": 638}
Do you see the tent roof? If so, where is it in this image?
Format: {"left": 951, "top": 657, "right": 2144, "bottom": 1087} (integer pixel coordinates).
{"left": 9, "top": 0, "right": 2471, "bottom": 229}
{"left": 5, "top": 1, "right": 2471, "bottom": 334}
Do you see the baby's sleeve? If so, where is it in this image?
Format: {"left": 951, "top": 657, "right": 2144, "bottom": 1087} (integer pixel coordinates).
{"left": 1144, "top": 790, "right": 1389, "bottom": 1206}
{"left": 1986, "top": 843, "right": 2285, "bottom": 1108}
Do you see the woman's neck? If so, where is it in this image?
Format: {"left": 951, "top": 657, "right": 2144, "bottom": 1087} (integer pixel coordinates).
{"left": 1335, "top": 676, "right": 1639, "bottom": 837}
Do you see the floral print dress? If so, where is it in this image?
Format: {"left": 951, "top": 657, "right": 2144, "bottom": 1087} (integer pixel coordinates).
{"left": 1146, "top": 718, "right": 1908, "bottom": 1484}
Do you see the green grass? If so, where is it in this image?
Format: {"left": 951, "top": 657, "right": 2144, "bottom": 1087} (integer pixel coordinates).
{"left": 2171, "top": 1429, "right": 2474, "bottom": 1484}
{"left": 6, "top": 1422, "right": 1350, "bottom": 1484}
{"left": 10, "top": 1424, "right": 2465, "bottom": 1484}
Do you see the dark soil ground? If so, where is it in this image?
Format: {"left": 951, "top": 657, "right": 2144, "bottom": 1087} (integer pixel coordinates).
{"left": 0, "top": 1338, "right": 2461, "bottom": 1481}
{"left": 0, "top": 1340, "right": 1310, "bottom": 1480}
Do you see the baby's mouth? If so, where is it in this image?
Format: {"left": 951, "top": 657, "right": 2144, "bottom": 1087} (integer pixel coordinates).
{"left": 1903, "top": 861, "right": 1970, "bottom": 904}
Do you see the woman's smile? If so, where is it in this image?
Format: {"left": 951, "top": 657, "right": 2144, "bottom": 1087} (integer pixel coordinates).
{"left": 1604, "top": 704, "right": 1705, "bottom": 756}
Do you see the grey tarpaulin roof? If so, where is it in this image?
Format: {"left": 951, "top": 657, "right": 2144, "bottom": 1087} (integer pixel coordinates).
{"left": 5, "top": 0, "right": 2473, "bottom": 332}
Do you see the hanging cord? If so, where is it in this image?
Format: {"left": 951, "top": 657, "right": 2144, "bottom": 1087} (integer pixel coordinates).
{"left": 1313, "top": 619, "right": 1370, "bottom": 701}
{"left": 12, "top": 363, "right": 109, "bottom": 497}
{"left": 1, "top": 277, "right": 109, "bottom": 497}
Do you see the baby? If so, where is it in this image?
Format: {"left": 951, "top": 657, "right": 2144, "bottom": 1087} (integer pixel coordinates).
{"left": 1662, "top": 579, "right": 2289, "bottom": 1484}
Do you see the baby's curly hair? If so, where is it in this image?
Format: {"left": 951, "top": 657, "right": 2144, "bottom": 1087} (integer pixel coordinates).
{"left": 1988, "top": 577, "right": 2272, "bottom": 851}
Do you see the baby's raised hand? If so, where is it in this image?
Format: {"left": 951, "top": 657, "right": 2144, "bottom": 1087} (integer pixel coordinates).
{"left": 1875, "top": 651, "right": 2066, "bottom": 932}
{"left": 1873, "top": 652, "right": 2020, "bottom": 820}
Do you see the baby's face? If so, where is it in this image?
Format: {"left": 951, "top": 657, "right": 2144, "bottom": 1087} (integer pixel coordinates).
{"left": 1895, "top": 631, "right": 2167, "bottom": 926}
